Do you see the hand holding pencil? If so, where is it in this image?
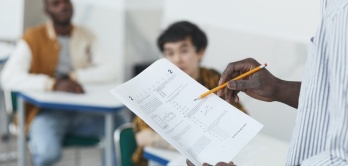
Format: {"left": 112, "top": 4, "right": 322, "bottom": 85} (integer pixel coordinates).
{"left": 204, "top": 58, "right": 283, "bottom": 104}
{"left": 195, "top": 63, "right": 267, "bottom": 101}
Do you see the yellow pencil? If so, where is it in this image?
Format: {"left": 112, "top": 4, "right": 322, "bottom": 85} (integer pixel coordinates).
{"left": 194, "top": 63, "right": 267, "bottom": 101}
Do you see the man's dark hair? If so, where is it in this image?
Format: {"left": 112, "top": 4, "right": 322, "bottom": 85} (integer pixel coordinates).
{"left": 157, "top": 21, "right": 208, "bottom": 53}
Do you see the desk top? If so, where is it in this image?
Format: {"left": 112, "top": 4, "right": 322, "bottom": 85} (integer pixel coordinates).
{"left": 18, "top": 83, "right": 124, "bottom": 112}
{"left": 144, "top": 133, "right": 289, "bottom": 166}
{"left": 143, "top": 147, "right": 180, "bottom": 165}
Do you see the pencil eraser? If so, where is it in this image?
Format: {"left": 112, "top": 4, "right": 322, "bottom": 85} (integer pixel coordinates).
{"left": 264, "top": 63, "right": 268, "bottom": 66}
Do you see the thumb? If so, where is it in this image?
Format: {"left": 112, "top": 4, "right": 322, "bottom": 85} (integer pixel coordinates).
{"left": 229, "top": 161, "right": 236, "bottom": 166}
{"left": 227, "top": 79, "right": 259, "bottom": 91}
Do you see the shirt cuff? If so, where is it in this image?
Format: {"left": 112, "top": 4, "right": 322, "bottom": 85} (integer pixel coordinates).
{"left": 45, "top": 78, "right": 56, "bottom": 91}
{"left": 69, "top": 71, "right": 77, "bottom": 82}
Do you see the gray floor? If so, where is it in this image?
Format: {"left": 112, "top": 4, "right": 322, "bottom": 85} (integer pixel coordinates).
{"left": 0, "top": 136, "right": 103, "bottom": 166}
{"left": 0, "top": 116, "right": 103, "bottom": 166}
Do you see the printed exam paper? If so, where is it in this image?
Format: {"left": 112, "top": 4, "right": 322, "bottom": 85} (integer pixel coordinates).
{"left": 111, "top": 59, "right": 263, "bottom": 165}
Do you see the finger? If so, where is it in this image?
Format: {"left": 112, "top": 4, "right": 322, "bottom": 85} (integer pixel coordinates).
{"left": 217, "top": 87, "right": 224, "bottom": 97}
{"left": 75, "top": 83, "right": 85, "bottom": 94}
{"left": 202, "top": 163, "right": 212, "bottom": 166}
{"left": 225, "top": 88, "right": 233, "bottom": 104}
{"left": 234, "top": 94, "right": 240, "bottom": 103}
{"left": 218, "top": 59, "right": 257, "bottom": 96}
{"left": 231, "top": 89, "right": 241, "bottom": 103}
{"left": 215, "top": 162, "right": 230, "bottom": 166}
{"left": 227, "top": 79, "right": 259, "bottom": 91}
{"left": 74, "top": 85, "right": 85, "bottom": 93}
{"left": 69, "top": 87, "right": 77, "bottom": 93}
{"left": 186, "top": 160, "right": 195, "bottom": 166}
{"left": 219, "top": 58, "right": 259, "bottom": 85}
{"left": 65, "top": 88, "right": 75, "bottom": 93}
{"left": 80, "top": 88, "right": 85, "bottom": 93}
{"left": 228, "top": 161, "right": 236, "bottom": 166}
{"left": 219, "top": 62, "right": 242, "bottom": 86}
{"left": 74, "top": 87, "right": 83, "bottom": 93}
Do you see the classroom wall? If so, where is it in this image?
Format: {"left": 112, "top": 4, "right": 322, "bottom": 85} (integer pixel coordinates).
{"left": 162, "top": 0, "right": 321, "bottom": 142}
{"left": 23, "top": 0, "right": 47, "bottom": 30}
{"left": 0, "top": 0, "right": 49, "bottom": 41}
{"left": 72, "top": 0, "right": 125, "bottom": 82}
{"left": 0, "top": 0, "right": 24, "bottom": 41}
{"left": 123, "top": 0, "right": 163, "bottom": 81}
{"left": 71, "top": 0, "right": 164, "bottom": 82}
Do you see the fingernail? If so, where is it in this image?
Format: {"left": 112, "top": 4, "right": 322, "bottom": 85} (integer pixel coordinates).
{"left": 218, "top": 79, "right": 223, "bottom": 85}
{"left": 227, "top": 81, "right": 235, "bottom": 89}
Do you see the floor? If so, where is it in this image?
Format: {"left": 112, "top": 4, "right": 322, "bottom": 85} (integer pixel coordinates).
{"left": 0, "top": 136, "right": 103, "bottom": 166}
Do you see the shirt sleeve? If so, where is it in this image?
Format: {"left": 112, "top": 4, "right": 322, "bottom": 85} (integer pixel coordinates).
{"left": 1, "top": 40, "right": 53, "bottom": 91}
{"left": 301, "top": 5, "right": 348, "bottom": 166}
{"left": 72, "top": 29, "right": 118, "bottom": 83}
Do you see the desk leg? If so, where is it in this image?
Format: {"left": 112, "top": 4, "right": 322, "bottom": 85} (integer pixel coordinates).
{"left": 0, "top": 91, "right": 8, "bottom": 137}
{"left": 105, "top": 114, "right": 114, "bottom": 166}
{"left": 17, "top": 97, "right": 26, "bottom": 166}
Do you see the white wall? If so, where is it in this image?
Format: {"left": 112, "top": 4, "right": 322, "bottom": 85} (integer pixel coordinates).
{"left": 0, "top": 0, "right": 24, "bottom": 41}
{"left": 71, "top": 0, "right": 126, "bottom": 82}
{"left": 163, "top": 0, "right": 320, "bottom": 44}
{"left": 23, "top": 0, "right": 47, "bottom": 30}
{"left": 72, "top": 0, "right": 164, "bottom": 82}
{"left": 163, "top": 0, "right": 321, "bottom": 142}
{"left": 123, "top": 0, "right": 164, "bottom": 81}
{"left": 0, "top": 0, "right": 48, "bottom": 41}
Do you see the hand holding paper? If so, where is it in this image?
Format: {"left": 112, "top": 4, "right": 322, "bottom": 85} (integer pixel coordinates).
{"left": 111, "top": 58, "right": 263, "bottom": 165}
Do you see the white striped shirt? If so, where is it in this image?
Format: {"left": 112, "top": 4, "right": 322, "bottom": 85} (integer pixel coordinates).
{"left": 286, "top": 0, "right": 348, "bottom": 165}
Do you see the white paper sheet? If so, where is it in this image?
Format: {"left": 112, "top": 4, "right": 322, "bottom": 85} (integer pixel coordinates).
{"left": 111, "top": 58, "right": 263, "bottom": 165}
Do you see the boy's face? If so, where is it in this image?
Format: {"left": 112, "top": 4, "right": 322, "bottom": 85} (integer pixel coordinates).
{"left": 163, "top": 37, "right": 204, "bottom": 79}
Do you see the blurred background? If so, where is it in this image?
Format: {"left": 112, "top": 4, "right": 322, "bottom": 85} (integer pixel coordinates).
{"left": 0, "top": 0, "right": 320, "bottom": 165}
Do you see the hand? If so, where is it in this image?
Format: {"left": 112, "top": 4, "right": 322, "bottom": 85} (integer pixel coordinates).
{"left": 217, "top": 58, "right": 281, "bottom": 104}
{"left": 53, "top": 78, "right": 84, "bottom": 94}
{"left": 186, "top": 160, "right": 236, "bottom": 166}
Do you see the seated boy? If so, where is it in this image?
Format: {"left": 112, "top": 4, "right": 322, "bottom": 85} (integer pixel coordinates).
{"left": 132, "top": 21, "right": 247, "bottom": 166}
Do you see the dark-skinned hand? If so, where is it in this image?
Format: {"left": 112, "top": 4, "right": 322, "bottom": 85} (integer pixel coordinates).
{"left": 186, "top": 160, "right": 236, "bottom": 166}
{"left": 217, "top": 58, "right": 282, "bottom": 103}
{"left": 53, "top": 77, "right": 84, "bottom": 94}
{"left": 217, "top": 58, "right": 301, "bottom": 108}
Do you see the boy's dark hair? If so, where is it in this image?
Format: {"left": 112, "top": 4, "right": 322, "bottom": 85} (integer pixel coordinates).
{"left": 157, "top": 21, "right": 208, "bottom": 53}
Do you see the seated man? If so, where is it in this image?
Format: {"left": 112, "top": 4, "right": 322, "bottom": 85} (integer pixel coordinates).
{"left": 1, "top": 0, "right": 128, "bottom": 165}
{"left": 132, "top": 21, "right": 247, "bottom": 166}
